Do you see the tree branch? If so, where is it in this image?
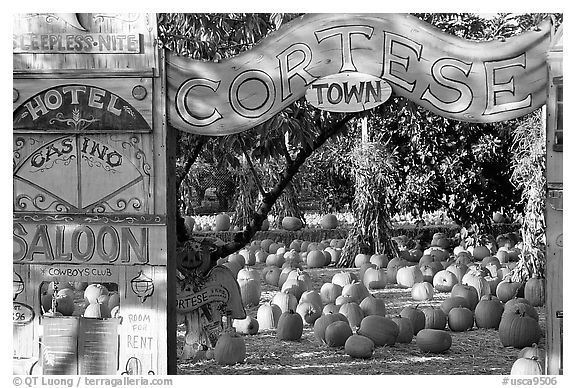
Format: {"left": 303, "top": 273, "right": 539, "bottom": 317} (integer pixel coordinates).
{"left": 238, "top": 135, "right": 267, "bottom": 198}
{"left": 219, "top": 112, "right": 359, "bottom": 256}
{"left": 176, "top": 136, "right": 207, "bottom": 190}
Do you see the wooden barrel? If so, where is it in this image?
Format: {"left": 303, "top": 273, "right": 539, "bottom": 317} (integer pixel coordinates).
{"left": 41, "top": 317, "right": 79, "bottom": 375}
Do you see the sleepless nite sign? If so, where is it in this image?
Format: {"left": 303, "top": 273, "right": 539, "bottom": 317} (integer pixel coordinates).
{"left": 13, "top": 33, "right": 142, "bottom": 54}
{"left": 167, "top": 13, "right": 551, "bottom": 136}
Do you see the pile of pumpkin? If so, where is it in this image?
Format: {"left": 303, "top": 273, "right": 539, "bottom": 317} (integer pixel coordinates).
{"left": 214, "top": 230, "right": 546, "bottom": 373}
{"left": 40, "top": 281, "right": 120, "bottom": 319}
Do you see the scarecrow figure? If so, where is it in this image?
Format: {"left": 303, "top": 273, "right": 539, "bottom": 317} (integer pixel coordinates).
{"left": 175, "top": 217, "right": 246, "bottom": 361}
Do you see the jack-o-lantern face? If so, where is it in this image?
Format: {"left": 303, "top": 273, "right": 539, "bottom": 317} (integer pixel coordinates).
{"left": 177, "top": 237, "right": 224, "bottom": 275}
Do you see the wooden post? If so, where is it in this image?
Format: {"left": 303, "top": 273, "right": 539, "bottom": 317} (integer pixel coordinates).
{"left": 544, "top": 24, "right": 563, "bottom": 375}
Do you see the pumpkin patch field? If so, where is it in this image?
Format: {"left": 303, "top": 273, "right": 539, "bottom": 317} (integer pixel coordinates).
{"left": 176, "top": 229, "right": 547, "bottom": 375}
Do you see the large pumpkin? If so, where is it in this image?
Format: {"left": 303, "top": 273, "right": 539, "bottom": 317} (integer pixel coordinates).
{"left": 411, "top": 282, "right": 434, "bottom": 301}
{"left": 338, "top": 302, "right": 365, "bottom": 328}
{"left": 400, "top": 305, "right": 426, "bottom": 335}
{"left": 474, "top": 295, "right": 504, "bottom": 329}
{"left": 363, "top": 267, "right": 387, "bottom": 289}
{"left": 496, "top": 278, "right": 523, "bottom": 303}
{"left": 447, "top": 307, "right": 474, "bottom": 332}
{"left": 320, "top": 214, "right": 339, "bottom": 229}
{"left": 344, "top": 334, "right": 375, "bottom": 359}
{"left": 396, "top": 265, "right": 424, "bottom": 288}
{"left": 214, "top": 330, "right": 246, "bottom": 365}
{"left": 214, "top": 214, "right": 231, "bottom": 231}
{"left": 281, "top": 278, "right": 306, "bottom": 301}
{"left": 354, "top": 253, "right": 371, "bottom": 268}
{"left": 462, "top": 271, "right": 491, "bottom": 300}
{"left": 262, "top": 266, "right": 282, "bottom": 287}
{"left": 386, "top": 258, "right": 409, "bottom": 284}
{"left": 296, "top": 301, "right": 322, "bottom": 325}
{"left": 503, "top": 299, "right": 539, "bottom": 321}
{"left": 332, "top": 272, "right": 358, "bottom": 287}
{"left": 423, "top": 307, "right": 447, "bottom": 330}
{"left": 359, "top": 295, "right": 387, "bottom": 317}
{"left": 391, "top": 316, "right": 414, "bottom": 343}
{"left": 271, "top": 291, "right": 298, "bottom": 313}
{"left": 432, "top": 270, "right": 459, "bottom": 292}
{"left": 277, "top": 310, "right": 304, "bottom": 341}
{"left": 357, "top": 315, "right": 399, "bottom": 346}
{"left": 324, "top": 321, "right": 353, "bottom": 347}
{"left": 320, "top": 282, "right": 342, "bottom": 305}
{"left": 450, "top": 284, "right": 479, "bottom": 310}
{"left": 510, "top": 357, "right": 543, "bottom": 375}
{"left": 282, "top": 216, "right": 303, "bottom": 231}
{"left": 238, "top": 278, "right": 261, "bottom": 307}
{"left": 341, "top": 282, "right": 370, "bottom": 303}
{"left": 445, "top": 263, "right": 469, "bottom": 283}
{"left": 307, "top": 250, "right": 327, "bottom": 268}
{"left": 370, "top": 254, "right": 389, "bottom": 268}
{"left": 499, "top": 312, "right": 541, "bottom": 348}
{"left": 524, "top": 278, "right": 545, "bottom": 307}
{"left": 313, "top": 312, "right": 348, "bottom": 343}
{"left": 257, "top": 303, "right": 282, "bottom": 329}
{"left": 299, "top": 290, "right": 322, "bottom": 309}
{"left": 416, "top": 329, "right": 452, "bottom": 353}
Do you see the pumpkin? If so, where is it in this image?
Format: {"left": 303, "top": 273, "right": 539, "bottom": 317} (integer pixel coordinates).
{"left": 282, "top": 216, "right": 303, "bottom": 231}
{"left": 510, "top": 357, "right": 543, "bottom": 375}
{"left": 338, "top": 302, "right": 365, "bottom": 328}
{"left": 370, "top": 254, "right": 389, "bottom": 268}
{"left": 499, "top": 312, "right": 541, "bottom": 348}
{"left": 363, "top": 267, "right": 387, "bottom": 289}
{"left": 462, "top": 271, "right": 491, "bottom": 300}
{"left": 345, "top": 334, "right": 375, "bottom": 359}
{"left": 232, "top": 315, "right": 259, "bottom": 335}
{"left": 450, "top": 284, "right": 479, "bottom": 310}
{"left": 411, "top": 282, "right": 434, "bottom": 301}
{"left": 418, "top": 254, "right": 437, "bottom": 266}
{"left": 341, "top": 282, "right": 370, "bottom": 303}
{"left": 83, "top": 303, "right": 104, "bottom": 318}
{"left": 496, "top": 278, "right": 523, "bottom": 303}
{"left": 320, "top": 282, "right": 342, "bottom": 304}
{"left": 276, "top": 310, "right": 304, "bottom": 341}
{"left": 324, "top": 321, "right": 353, "bottom": 347}
{"left": 354, "top": 253, "right": 371, "bottom": 268}
{"left": 423, "top": 307, "right": 447, "bottom": 330}
{"left": 286, "top": 269, "right": 314, "bottom": 291}
{"left": 358, "top": 262, "right": 376, "bottom": 281}
{"left": 332, "top": 272, "right": 358, "bottom": 287}
{"left": 238, "top": 248, "right": 256, "bottom": 266}
{"left": 307, "top": 250, "right": 327, "bottom": 268}
{"left": 419, "top": 264, "right": 439, "bottom": 284}
{"left": 432, "top": 270, "right": 459, "bottom": 292}
{"left": 255, "top": 249, "right": 268, "bottom": 264}
{"left": 322, "top": 303, "right": 340, "bottom": 315}
{"left": 472, "top": 245, "right": 491, "bottom": 260}
{"left": 446, "top": 263, "right": 469, "bottom": 283}
{"left": 296, "top": 301, "right": 322, "bottom": 325}
{"left": 257, "top": 303, "right": 282, "bottom": 329}
{"left": 271, "top": 291, "right": 298, "bottom": 313}
{"left": 214, "top": 329, "right": 246, "bottom": 365}
{"left": 237, "top": 266, "right": 260, "bottom": 282}
{"left": 323, "top": 248, "right": 340, "bottom": 265}
{"left": 386, "top": 258, "right": 409, "bottom": 284}
{"left": 400, "top": 306, "right": 426, "bottom": 334}
{"left": 84, "top": 283, "right": 109, "bottom": 304}
{"left": 440, "top": 296, "right": 469, "bottom": 315}
{"left": 238, "top": 278, "right": 261, "bottom": 307}
{"left": 396, "top": 265, "right": 423, "bottom": 288}
{"left": 447, "top": 306, "right": 474, "bottom": 332}
{"left": 391, "top": 316, "right": 414, "bottom": 343}
{"left": 268, "top": 242, "right": 284, "bottom": 254}
{"left": 54, "top": 291, "right": 75, "bottom": 316}
{"left": 359, "top": 295, "right": 387, "bottom": 317}
{"left": 262, "top": 266, "right": 282, "bottom": 287}
{"left": 416, "top": 329, "right": 452, "bottom": 353}
{"left": 335, "top": 295, "right": 356, "bottom": 306}
{"left": 313, "top": 312, "right": 348, "bottom": 343}
{"left": 524, "top": 278, "right": 545, "bottom": 307}
{"left": 228, "top": 253, "right": 246, "bottom": 268}
{"left": 320, "top": 214, "right": 338, "bottom": 229}
{"left": 503, "top": 301, "right": 539, "bottom": 322}
{"left": 299, "top": 290, "right": 322, "bottom": 309}
{"left": 357, "top": 315, "right": 399, "bottom": 346}
{"left": 107, "top": 292, "right": 120, "bottom": 311}
{"left": 474, "top": 295, "right": 504, "bottom": 329}
{"left": 281, "top": 278, "right": 306, "bottom": 300}
{"left": 518, "top": 343, "right": 545, "bottom": 360}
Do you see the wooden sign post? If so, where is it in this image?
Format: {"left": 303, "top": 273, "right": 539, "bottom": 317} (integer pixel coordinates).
{"left": 12, "top": 13, "right": 177, "bottom": 374}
